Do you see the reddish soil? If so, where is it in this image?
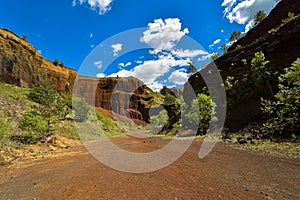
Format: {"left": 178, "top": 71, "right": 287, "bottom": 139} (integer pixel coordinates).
{"left": 0, "top": 136, "right": 299, "bottom": 200}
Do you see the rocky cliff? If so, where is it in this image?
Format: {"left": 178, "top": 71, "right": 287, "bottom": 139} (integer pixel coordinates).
{"left": 0, "top": 28, "right": 155, "bottom": 123}
{"left": 184, "top": 0, "right": 300, "bottom": 131}
{"left": 0, "top": 28, "right": 77, "bottom": 92}
{"left": 73, "top": 76, "right": 154, "bottom": 122}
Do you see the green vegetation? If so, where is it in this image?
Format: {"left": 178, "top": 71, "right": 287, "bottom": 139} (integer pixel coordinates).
{"left": 150, "top": 110, "right": 168, "bottom": 133}
{"left": 28, "top": 81, "right": 69, "bottom": 133}
{"left": 211, "top": 52, "right": 220, "bottom": 61}
{"left": 0, "top": 119, "right": 10, "bottom": 141}
{"left": 261, "top": 58, "right": 300, "bottom": 140}
{"left": 251, "top": 51, "right": 274, "bottom": 96}
{"left": 221, "top": 44, "right": 228, "bottom": 54}
{"left": 53, "top": 59, "right": 59, "bottom": 66}
{"left": 282, "top": 12, "right": 296, "bottom": 24}
{"left": 235, "top": 45, "right": 242, "bottom": 50}
{"left": 73, "top": 97, "right": 89, "bottom": 122}
{"left": 187, "top": 62, "right": 198, "bottom": 76}
{"left": 229, "top": 31, "right": 242, "bottom": 42}
{"left": 254, "top": 10, "right": 267, "bottom": 26}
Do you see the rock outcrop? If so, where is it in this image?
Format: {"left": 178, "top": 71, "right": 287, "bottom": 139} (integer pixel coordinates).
{"left": 184, "top": 0, "right": 300, "bottom": 131}
{"left": 74, "top": 76, "right": 153, "bottom": 122}
{"left": 0, "top": 28, "right": 77, "bottom": 92}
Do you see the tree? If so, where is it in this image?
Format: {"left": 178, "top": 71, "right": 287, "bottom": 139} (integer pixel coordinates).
{"left": 73, "top": 97, "right": 90, "bottom": 122}
{"left": 184, "top": 93, "right": 216, "bottom": 135}
{"left": 53, "top": 59, "right": 59, "bottom": 66}
{"left": 211, "top": 52, "right": 220, "bottom": 61}
{"left": 28, "top": 81, "right": 69, "bottom": 132}
{"left": 254, "top": 10, "right": 267, "bottom": 26}
{"left": 261, "top": 58, "right": 300, "bottom": 139}
{"left": 187, "top": 62, "right": 198, "bottom": 76}
{"left": 221, "top": 44, "right": 228, "bottom": 54}
{"left": 251, "top": 51, "right": 273, "bottom": 96}
{"left": 230, "top": 31, "right": 242, "bottom": 42}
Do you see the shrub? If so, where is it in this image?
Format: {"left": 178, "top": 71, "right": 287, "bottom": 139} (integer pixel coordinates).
{"left": 53, "top": 59, "right": 59, "bottom": 66}
{"left": 254, "top": 10, "right": 267, "bottom": 26}
{"left": 282, "top": 12, "right": 296, "bottom": 24}
{"left": 150, "top": 110, "right": 168, "bottom": 133}
{"left": 235, "top": 45, "right": 242, "bottom": 50}
{"left": 73, "top": 97, "right": 90, "bottom": 122}
{"left": 184, "top": 93, "right": 217, "bottom": 135}
{"left": 251, "top": 51, "right": 274, "bottom": 95}
{"left": 0, "top": 119, "right": 10, "bottom": 141}
{"left": 261, "top": 58, "right": 300, "bottom": 139}
{"left": 19, "top": 110, "right": 48, "bottom": 133}
{"left": 28, "top": 81, "right": 69, "bottom": 132}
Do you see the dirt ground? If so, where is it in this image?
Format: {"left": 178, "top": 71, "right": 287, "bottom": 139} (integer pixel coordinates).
{"left": 0, "top": 136, "right": 299, "bottom": 200}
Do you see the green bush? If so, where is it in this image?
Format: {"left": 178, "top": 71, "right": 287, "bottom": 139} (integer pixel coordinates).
{"left": 282, "top": 12, "right": 296, "bottom": 24}
{"left": 73, "top": 97, "right": 90, "bottom": 122}
{"left": 261, "top": 58, "right": 300, "bottom": 139}
{"left": 185, "top": 93, "right": 217, "bottom": 135}
{"left": 0, "top": 119, "right": 10, "bottom": 140}
{"left": 20, "top": 110, "right": 48, "bottom": 133}
{"left": 251, "top": 51, "right": 274, "bottom": 95}
{"left": 150, "top": 110, "right": 168, "bottom": 133}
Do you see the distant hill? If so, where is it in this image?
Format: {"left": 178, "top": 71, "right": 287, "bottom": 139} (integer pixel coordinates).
{"left": 185, "top": 0, "right": 300, "bottom": 131}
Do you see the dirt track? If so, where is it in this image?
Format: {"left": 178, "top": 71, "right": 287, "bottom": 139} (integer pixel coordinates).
{"left": 0, "top": 136, "right": 299, "bottom": 200}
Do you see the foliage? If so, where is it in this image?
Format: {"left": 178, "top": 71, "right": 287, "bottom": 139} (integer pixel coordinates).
{"left": 251, "top": 51, "right": 274, "bottom": 95}
{"left": 282, "top": 12, "right": 296, "bottom": 24}
{"left": 254, "top": 10, "right": 267, "bottom": 26}
{"left": 28, "top": 81, "right": 69, "bottom": 132}
{"left": 221, "top": 44, "right": 228, "bottom": 54}
{"left": 0, "top": 119, "right": 10, "bottom": 141}
{"left": 150, "top": 110, "right": 168, "bottom": 133}
{"left": 73, "top": 97, "right": 90, "bottom": 122}
{"left": 241, "top": 58, "right": 247, "bottom": 65}
{"left": 53, "top": 59, "right": 59, "bottom": 66}
{"left": 184, "top": 93, "right": 217, "bottom": 135}
{"left": 19, "top": 109, "right": 48, "bottom": 133}
{"left": 235, "top": 45, "right": 242, "bottom": 50}
{"left": 59, "top": 61, "right": 65, "bottom": 67}
{"left": 187, "top": 62, "right": 198, "bottom": 76}
{"left": 230, "top": 31, "right": 242, "bottom": 42}
{"left": 268, "top": 28, "right": 279, "bottom": 34}
{"left": 261, "top": 58, "right": 300, "bottom": 139}
{"left": 211, "top": 52, "right": 220, "bottom": 61}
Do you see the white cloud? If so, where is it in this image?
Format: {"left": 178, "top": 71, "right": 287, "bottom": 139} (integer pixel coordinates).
{"left": 222, "top": 0, "right": 277, "bottom": 25}
{"left": 90, "top": 33, "right": 93, "bottom": 38}
{"left": 198, "top": 53, "right": 215, "bottom": 61}
{"left": 168, "top": 70, "right": 188, "bottom": 85}
{"left": 94, "top": 61, "right": 103, "bottom": 69}
{"left": 118, "top": 62, "right": 132, "bottom": 68}
{"left": 171, "top": 49, "right": 208, "bottom": 58}
{"left": 147, "top": 82, "right": 164, "bottom": 92}
{"left": 221, "top": 29, "right": 224, "bottom": 33}
{"left": 111, "top": 43, "right": 123, "bottom": 56}
{"left": 245, "top": 20, "right": 255, "bottom": 33}
{"left": 108, "top": 54, "right": 189, "bottom": 87}
{"left": 96, "top": 73, "right": 106, "bottom": 78}
{"left": 140, "top": 18, "right": 189, "bottom": 53}
{"left": 72, "top": 0, "right": 113, "bottom": 15}
{"left": 209, "top": 39, "right": 221, "bottom": 48}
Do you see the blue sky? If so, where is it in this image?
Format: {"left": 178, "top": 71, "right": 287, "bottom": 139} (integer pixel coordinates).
{"left": 0, "top": 0, "right": 277, "bottom": 91}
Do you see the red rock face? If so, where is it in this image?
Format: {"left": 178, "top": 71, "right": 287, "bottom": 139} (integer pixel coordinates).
{"left": 0, "top": 28, "right": 154, "bottom": 122}
{"left": 74, "top": 76, "right": 152, "bottom": 122}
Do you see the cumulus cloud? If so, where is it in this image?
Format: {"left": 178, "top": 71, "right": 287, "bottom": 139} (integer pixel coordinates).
{"left": 94, "top": 61, "right": 103, "bottom": 69}
{"left": 140, "top": 18, "right": 189, "bottom": 53}
{"left": 171, "top": 49, "right": 208, "bottom": 58}
{"left": 108, "top": 54, "right": 189, "bottom": 88}
{"left": 222, "top": 0, "right": 277, "bottom": 31}
{"left": 96, "top": 73, "right": 106, "bottom": 78}
{"left": 168, "top": 70, "right": 188, "bottom": 85}
{"left": 147, "top": 81, "right": 164, "bottom": 92}
{"left": 72, "top": 0, "right": 113, "bottom": 15}
{"left": 209, "top": 39, "right": 221, "bottom": 48}
{"left": 198, "top": 53, "right": 215, "bottom": 61}
{"left": 111, "top": 43, "right": 123, "bottom": 56}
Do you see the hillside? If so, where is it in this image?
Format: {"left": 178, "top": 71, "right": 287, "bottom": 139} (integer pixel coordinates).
{"left": 185, "top": 0, "right": 300, "bottom": 131}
